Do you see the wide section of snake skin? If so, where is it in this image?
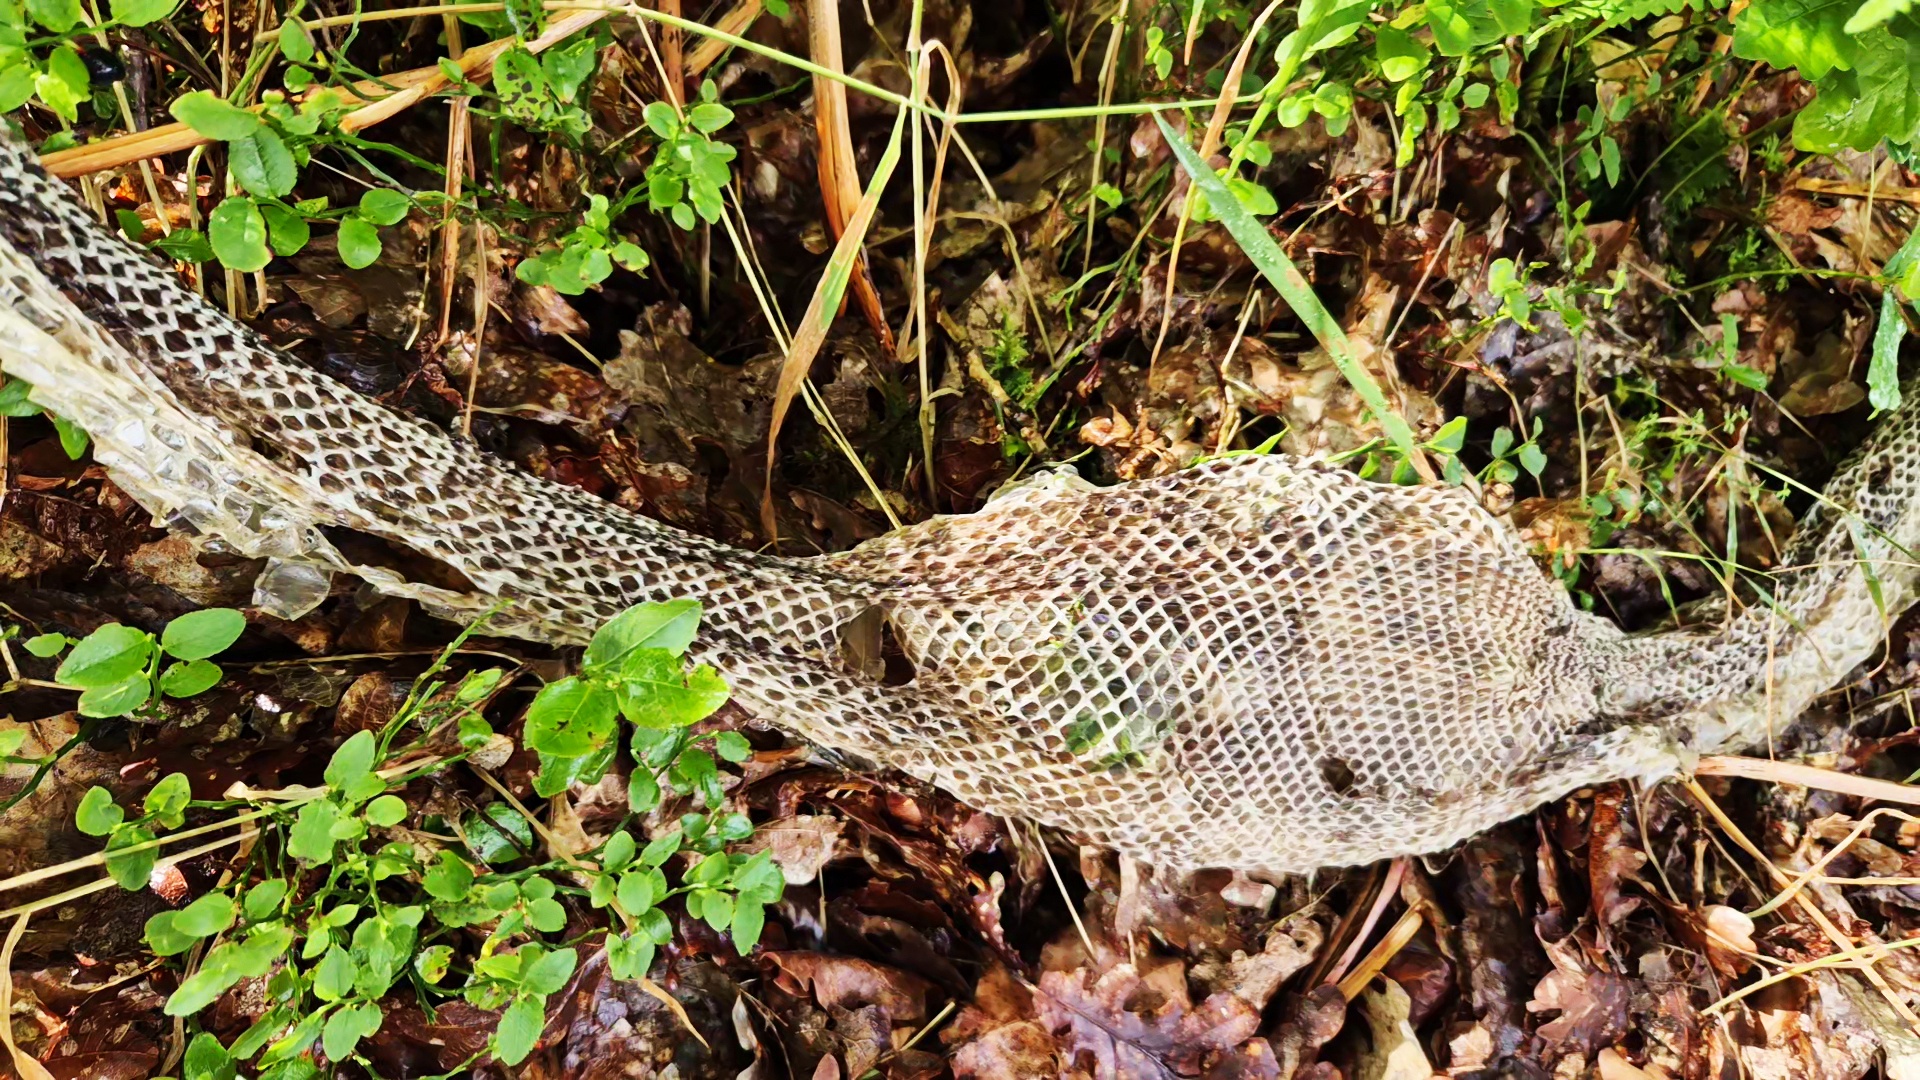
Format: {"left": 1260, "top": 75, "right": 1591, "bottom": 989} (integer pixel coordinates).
{"left": 2, "top": 124, "right": 1914, "bottom": 872}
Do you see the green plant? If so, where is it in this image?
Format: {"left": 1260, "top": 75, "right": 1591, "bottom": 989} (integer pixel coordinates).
{"left": 1480, "top": 418, "right": 1549, "bottom": 486}
{"left": 61, "top": 600, "right": 779, "bottom": 1073}
{"left": 22, "top": 606, "right": 244, "bottom": 717}
{"left": 0, "top": 0, "right": 174, "bottom": 122}
{"left": 492, "top": 31, "right": 602, "bottom": 138}
{"left": 643, "top": 79, "right": 738, "bottom": 230}
{"left": 515, "top": 192, "right": 651, "bottom": 294}
{"left": 0, "top": 376, "right": 87, "bottom": 457}
{"left": 1487, "top": 257, "right": 1535, "bottom": 329}
{"left": 1869, "top": 221, "right": 1920, "bottom": 412}
{"left": 1732, "top": 0, "right": 1920, "bottom": 152}
{"left": 163, "top": 88, "right": 398, "bottom": 273}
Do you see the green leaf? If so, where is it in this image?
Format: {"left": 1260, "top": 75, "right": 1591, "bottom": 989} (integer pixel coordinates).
{"left": 287, "top": 798, "right": 342, "bottom": 863}
{"left": 0, "top": 730, "right": 25, "bottom": 759}
{"left": 208, "top": 197, "right": 272, "bottom": 273}
{"left": 605, "top": 932, "right": 655, "bottom": 980}
{"left": 56, "top": 623, "right": 151, "bottom": 689}
{"left": 1425, "top": 0, "right": 1532, "bottom": 55}
{"left": 52, "top": 416, "right": 89, "bottom": 460}
{"left": 640, "top": 828, "right": 681, "bottom": 868}
{"left": 615, "top": 868, "right": 653, "bottom": 913}
{"left": 244, "top": 878, "right": 289, "bottom": 920}
{"left": 1374, "top": 24, "right": 1429, "bottom": 81}
{"left": 110, "top": 0, "right": 174, "bottom": 25}
{"left": 643, "top": 100, "right": 678, "bottom": 139}
{"left": 278, "top": 16, "right": 314, "bottom": 62}
{"left": 525, "top": 676, "right": 620, "bottom": 757}
{"left": 357, "top": 188, "right": 411, "bottom": 227}
{"left": 584, "top": 600, "right": 703, "bottom": 667}
{"left": 325, "top": 730, "right": 378, "bottom": 790}
{"left": 162, "top": 608, "right": 245, "bottom": 660}
{"left": 732, "top": 851, "right": 784, "bottom": 903}
{"left": 1872, "top": 286, "right": 1907, "bottom": 411}
{"left": 35, "top": 50, "right": 88, "bottom": 122}
{"left": 533, "top": 738, "right": 614, "bottom": 799}
{"left": 730, "top": 901, "right": 766, "bottom": 954}
{"left": 1518, "top": 442, "right": 1548, "bottom": 478}
{"left": 1154, "top": 111, "right": 1418, "bottom": 462}
{"left": 322, "top": 1001, "right": 381, "bottom": 1061}
{"left": 144, "top": 771, "right": 191, "bottom": 824}
{"left": 25, "top": 0, "right": 81, "bottom": 32}
{"left": 1850, "top": 0, "right": 1916, "bottom": 30}
{"left": 151, "top": 228, "right": 216, "bottom": 263}
{"left": 364, "top": 794, "right": 407, "bottom": 827}
{"left": 176, "top": 891, "right": 235, "bottom": 937}
{"left": 0, "top": 63, "right": 32, "bottom": 115}
{"left": 336, "top": 216, "right": 382, "bottom": 269}
{"left": 628, "top": 769, "right": 661, "bottom": 812}
{"left": 312, "top": 944, "right": 356, "bottom": 1001}
{"left": 521, "top": 945, "right": 577, "bottom": 995}
{"left": 415, "top": 943, "right": 454, "bottom": 983}
{"left": 183, "top": 1031, "right": 236, "bottom": 1080}
{"left": 713, "top": 731, "right": 751, "bottom": 763}
{"left": 601, "top": 830, "right": 637, "bottom": 871}
{"left": 614, "top": 650, "right": 730, "bottom": 730}
{"left": 23, "top": 632, "right": 68, "bottom": 658}
{"left": 230, "top": 129, "right": 297, "bottom": 198}
{"left": 494, "top": 995, "right": 546, "bottom": 1065}
{"left": 146, "top": 910, "right": 198, "bottom": 955}
{"left": 1732, "top": 0, "right": 1855, "bottom": 79}
{"left": 1802, "top": 46, "right": 1920, "bottom": 152}
{"left": 688, "top": 101, "right": 733, "bottom": 133}
{"left": 464, "top": 803, "right": 533, "bottom": 865}
{"left": 170, "top": 90, "right": 262, "bottom": 139}
{"left": 0, "top": 379, "right": 41, "bottom": 418}
{"left": 423, "top": 850, "right": 474, "bottom": 900}
{"left": 105, "top": 824, "right": 157, "bottom": 889}
{"left": 76, "top": 786, "right": 124, "bottom": 835}
{"left": 79, "top": 673, "right": 152, "bottom": 717}
{"left": 160, "top": 658, "right": 223, "bottom": 698}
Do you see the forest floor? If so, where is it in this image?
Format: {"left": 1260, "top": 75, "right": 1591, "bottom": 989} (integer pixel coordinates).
{"left": 5, "top": 0, "right": 1920, "bottom": 1077}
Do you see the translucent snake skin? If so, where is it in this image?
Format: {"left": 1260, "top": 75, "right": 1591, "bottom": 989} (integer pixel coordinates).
{"left": 3, "top": 126, "right": 1917, "bottom": 875}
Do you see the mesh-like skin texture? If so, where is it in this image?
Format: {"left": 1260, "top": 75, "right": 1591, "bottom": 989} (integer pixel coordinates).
{"left": 2, "top": 129, "right": 1913, "bottom": 873}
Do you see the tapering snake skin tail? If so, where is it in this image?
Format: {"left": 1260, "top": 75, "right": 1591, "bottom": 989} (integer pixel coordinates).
{"left": 3, "top": 124, "right": 1917, "bottom": 873}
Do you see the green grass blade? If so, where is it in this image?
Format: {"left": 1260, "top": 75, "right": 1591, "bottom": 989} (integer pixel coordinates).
{"left": 1153, "top": 110, "right": 1419, "bottom": 462}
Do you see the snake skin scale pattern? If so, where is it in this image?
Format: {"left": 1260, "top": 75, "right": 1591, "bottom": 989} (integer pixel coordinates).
{"left": 3, "top": 125, "right": 1919, "bottom": 874}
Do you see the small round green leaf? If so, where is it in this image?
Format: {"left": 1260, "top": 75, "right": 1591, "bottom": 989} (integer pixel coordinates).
{"left": 520, "top": 946, "right": 578, "bottom": 996}
{"left": 145, "top": 910, "right": 197, "bottom": 955}
{"left": 493, "top": 995, "right": 545, "bottom": 1066}
{"left": 75, "top": 785, "right": 123, "bottom": 836}
{"left": 159, "top": 658, "right": 222, "bottom": 698}
{"left": 175, "top": 892, "right": 236, "bottom": 937}
{"left": 23, "top": 633, "right": 69, "bottom": 658}
{"left": 336, "top": 216, "right": 381, "bottom": 269}
{"left": 357, "top": 188, "right": 411, "bottom": 226}
{"left": 144, "top": 771, "right": 191, "bottom": 822}
{"left": 168, "top": 90, "right": 261, "bottom": 140}
{"left": 55, "top": 623, "right": 151, "bottom": 689}
{"left": 161, "top": 608, "right": 245, "bottom": 661}
{"left": 110, "top": 0, "right": 175, "bottom": 26}
{"left": 713, "top": 731, "right": 751, "bottom": 763}
{"left": 78, "top": 674, "right": 152, "bottom": 717}
{"left": 278, "top": 16, "right": 314, "bottom": 62}
{"left": 364, "top": 794, "right": 407, "bottom": 827}
{"left": 208, "top": 197, "right": 271, "bottom": 273}
{"left": 324, "top": 729, "right": 378, "bottom": 790}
